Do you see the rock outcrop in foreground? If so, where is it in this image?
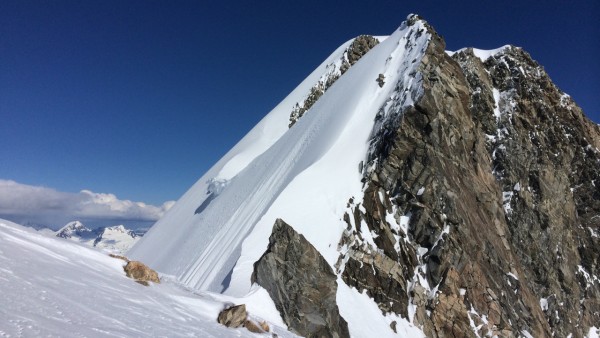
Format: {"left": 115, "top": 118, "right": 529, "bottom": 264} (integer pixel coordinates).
{"left": 253, "top": 219, "right": 349, "bottom": 338}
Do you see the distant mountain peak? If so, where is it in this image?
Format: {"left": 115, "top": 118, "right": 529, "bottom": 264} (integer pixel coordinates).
{"left": 56, "top": 220, "right": 95, "bottom": 239}
{"left": 55, "top": 221, "right": 140, "bottom": 254}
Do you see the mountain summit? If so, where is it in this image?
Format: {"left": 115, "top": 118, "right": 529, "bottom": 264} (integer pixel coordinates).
{"left": 129, "top": 15, "right": 600, "bottom": 337}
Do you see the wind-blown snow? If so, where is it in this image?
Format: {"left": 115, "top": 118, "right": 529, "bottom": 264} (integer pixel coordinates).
{"left": 0, "top": 219, "right": 294, "bottom": 337}
{"left": 130, "top": 17, "right": 430, "bottom": 338}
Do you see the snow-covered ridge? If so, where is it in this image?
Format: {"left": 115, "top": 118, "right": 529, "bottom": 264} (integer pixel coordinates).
{"left": 130, "top": 16, "right": 431, "bottom": 299}
{"left": 128, "top": 34, "right": 364, "bottom": 270}
{"left": 289, "top": 34, "right": 385, "bottom": 127}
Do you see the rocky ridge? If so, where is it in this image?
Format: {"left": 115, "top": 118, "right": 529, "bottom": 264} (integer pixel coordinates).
{"left": 330, "top": 15, "right": 600, "bottom": 337}
{"left": 288, "top": 35, "right": 380, "bottom": 127}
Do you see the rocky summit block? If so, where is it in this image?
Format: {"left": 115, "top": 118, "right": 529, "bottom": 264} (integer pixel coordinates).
{"left": 252, "top": 219, "right": 349, "bottom": 338}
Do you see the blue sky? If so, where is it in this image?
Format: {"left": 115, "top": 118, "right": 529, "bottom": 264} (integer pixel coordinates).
{"left": 1, "top": 0, "right": 598, "bottom": 211}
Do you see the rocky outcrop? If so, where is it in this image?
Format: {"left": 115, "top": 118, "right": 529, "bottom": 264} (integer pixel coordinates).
{"left": 289, "top": 35, "right": 380, "bottom": 127}
{"left": 452, "top": 44, "right": 600, "bottom": 337}
{"left": 253, "top": 218, "right": 349, "bottom": 338}
{"left": 217, "top": 304, "right": 247, "bottom": 328}
{"left": 217, "top": 304, "right": 271, "bottom": 334}
{"left": 340, "top": 35, "right": 380, "bottom": 74}
{"left": 336, "top": 15, "right": 600, "bottom": 338}
{"left": 124, "top": 261, "right": 160, "bottom": 286}
{"left": 244, "top": 319, "right": 270, "bottom": 334}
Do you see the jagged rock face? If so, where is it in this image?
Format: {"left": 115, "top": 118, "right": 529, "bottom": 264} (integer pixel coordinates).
{"left": 336, "top": 17, "right": 600, "bottom": 338}
{"left": 453, "top": 46, "right": 600, "bottom": 336}
{"left": 253, "top": 219, "right": 349, "bottom": 338}
{"left": 340, "top": 35, "right": 380, "bottom": 74}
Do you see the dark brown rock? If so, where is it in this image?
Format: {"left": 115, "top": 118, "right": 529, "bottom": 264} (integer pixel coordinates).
{"left": 341, "top": 35, "right": 380, "bottom": 74}
{"left": 253, "top": 219, "right": 349, "bottom": 338}
{"left": 289, "top": 35, "right": 379, "bottom": 128}
{"left": 377, "top": 73, "right": 385, "bottom": 87}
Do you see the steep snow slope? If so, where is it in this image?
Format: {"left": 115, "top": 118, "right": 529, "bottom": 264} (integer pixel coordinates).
{"left": 129, "top": 16, "right": 430, "bottom": 337}
{"left": 129, "top": 36, "right": 357, "bottom": 269}
{"left": 130, "top": 18, "right": 427, "bottom": 293}
{"left": 0, "top": 219, "right": 295, "bottom": 337}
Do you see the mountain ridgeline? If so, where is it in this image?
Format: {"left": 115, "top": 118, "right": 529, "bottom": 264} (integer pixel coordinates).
{"left": 130, "top": 15, "right": 599, "bottom": 337}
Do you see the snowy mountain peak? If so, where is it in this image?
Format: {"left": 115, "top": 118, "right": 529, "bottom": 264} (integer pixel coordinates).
{"left": 56, "top": 221, "right": 140, "bottom": 254}
{"left": 130, "top": 15, "right": 432, "bottom": 296}
{"left": 101, "top": 224, "right": 136, "bottom": 236}
{"left": 56, "top": 220, "right": 94, "bottom": 239}
{"left": 128, "top": 14, "right": 600, "bottom": 338}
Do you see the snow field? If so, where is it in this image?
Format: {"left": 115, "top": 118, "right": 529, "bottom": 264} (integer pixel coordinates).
{"left": 0, "top": 219, "right": 295, "bottom": 337}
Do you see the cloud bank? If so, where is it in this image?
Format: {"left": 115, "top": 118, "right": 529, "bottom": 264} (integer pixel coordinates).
{"left": 0, "top": 180, "right": 175, "bottom": 229}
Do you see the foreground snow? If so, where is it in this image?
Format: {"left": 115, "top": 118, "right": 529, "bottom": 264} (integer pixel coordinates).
{"left": 0, "top": 219, "right": 294, "bottom": 337}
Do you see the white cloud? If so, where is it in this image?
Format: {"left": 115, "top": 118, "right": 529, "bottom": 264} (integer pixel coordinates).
{"left": 0, "top": 179, "right": 175, "bottom": 229}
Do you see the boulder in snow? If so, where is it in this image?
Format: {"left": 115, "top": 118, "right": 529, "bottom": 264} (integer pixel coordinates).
{"left": 217, "top": 304, "right": 247, "bottom": 328}
{"left": 123, "top": 261, "right": 160, "bottom": 285}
